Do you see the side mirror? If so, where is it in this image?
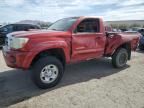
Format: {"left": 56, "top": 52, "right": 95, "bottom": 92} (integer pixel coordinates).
{"left": 106, "top": 32, "right": 115, "bottom": 38}
{"left": 73, "top": 28, "right": 77, "bottom": 33}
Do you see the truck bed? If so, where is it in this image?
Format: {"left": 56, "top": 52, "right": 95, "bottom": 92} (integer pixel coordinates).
{"left": 105, "top": 32, "right": 140, "bottom": 55}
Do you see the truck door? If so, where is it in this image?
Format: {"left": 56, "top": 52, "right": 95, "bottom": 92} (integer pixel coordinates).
{"left": 71, "top": 18, "right": 106, "bottom": 61}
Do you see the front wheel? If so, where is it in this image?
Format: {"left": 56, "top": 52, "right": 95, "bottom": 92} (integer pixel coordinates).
{"left": 112, "top": 48, "right": 128, "bottom": 68}
{"left": 32, "top": 56, "right": 64, "bottom": 89}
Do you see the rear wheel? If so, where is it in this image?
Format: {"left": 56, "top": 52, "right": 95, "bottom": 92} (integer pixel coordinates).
{"left": 112, "top": 48, "right": 128, "bottom": 68}
{"left": 32, "top": 56, "right": 64, "bottom": 89}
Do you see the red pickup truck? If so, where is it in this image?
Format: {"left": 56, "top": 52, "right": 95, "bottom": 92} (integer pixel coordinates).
{"left": 2, "top": 17, "right": 140, "bottom": 89}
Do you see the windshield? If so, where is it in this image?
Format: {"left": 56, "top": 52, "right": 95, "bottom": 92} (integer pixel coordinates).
{"left": 48, "top": 17, "right": 78, "bottom": 31}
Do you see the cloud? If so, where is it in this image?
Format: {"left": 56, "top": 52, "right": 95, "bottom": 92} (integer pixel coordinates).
{"left": 4, "top": 0, "right": 25, "bottom": 6}
{"left": 0, "top": 0, "right": 144, "bottom": 23}
{"left": 104, "top": 5, "right": 144, "bottom": 21}
{"left": 119, "top": 0, "right": 144, "bottom": 6}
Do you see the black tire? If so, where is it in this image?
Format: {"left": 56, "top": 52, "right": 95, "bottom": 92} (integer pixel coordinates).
{"left": 32, "top": 56, "right": 64, "bottom": 89}
{"left": 112, "top": 48, "right": 128, "bottom": 68}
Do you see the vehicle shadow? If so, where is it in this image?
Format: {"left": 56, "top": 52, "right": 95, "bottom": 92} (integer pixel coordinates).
{"left": 136, "top": 49, "right": 144, "bottom": 53}
{"left": 0, "top": 58, "right": 129, "bottom": 107}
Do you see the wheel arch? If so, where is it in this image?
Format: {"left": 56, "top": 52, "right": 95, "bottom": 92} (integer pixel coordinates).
{"left": 113, "top": 42, "right": 131, "bottom": 60}
{"left": 31, "top": 48, "right": 66, "bottom": 68}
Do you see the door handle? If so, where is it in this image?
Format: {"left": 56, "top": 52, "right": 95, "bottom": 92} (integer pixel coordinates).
{"left": 76, "top": 46, "right": 85, "bottom": 50}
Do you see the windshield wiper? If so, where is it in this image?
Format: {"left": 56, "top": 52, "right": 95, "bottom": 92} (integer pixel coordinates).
{"left": 49, "top": 29, "right": 58, "bottom": 31}
{"left": 49, "top": 29, "right": 65, "bottom": 31}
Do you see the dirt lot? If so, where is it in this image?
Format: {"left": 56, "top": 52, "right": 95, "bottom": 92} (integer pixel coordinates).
{"left": 0, "top": 50, "right": 144, "bottom": 108}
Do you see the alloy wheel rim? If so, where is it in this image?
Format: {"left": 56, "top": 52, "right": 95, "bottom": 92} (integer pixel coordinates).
{"left": 40, "top": 64, "right": 59, "bottom": 84}
{"left": 119, "top": 53, "right": 127, "bottom": 66}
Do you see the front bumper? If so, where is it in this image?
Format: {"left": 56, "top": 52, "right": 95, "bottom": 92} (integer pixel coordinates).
{"left": 2, "top": 46, "right": 33, "bottom": 69}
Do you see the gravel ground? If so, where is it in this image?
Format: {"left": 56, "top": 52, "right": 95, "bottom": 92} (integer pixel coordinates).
{"left": 0, "top": 50, "right": 144, "bottom": 108}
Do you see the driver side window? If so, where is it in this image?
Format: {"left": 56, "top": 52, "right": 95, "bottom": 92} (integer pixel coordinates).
{"left": 75, "top": 19, "right": 100, "bottom": 33}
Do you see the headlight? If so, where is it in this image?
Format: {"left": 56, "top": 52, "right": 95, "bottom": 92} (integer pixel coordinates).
{"left": 9, "top": 37, "right": 29, "bottom": 49}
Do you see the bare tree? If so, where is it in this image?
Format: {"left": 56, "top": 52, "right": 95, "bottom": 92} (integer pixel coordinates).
{"left": 129, "top": 23, "right": 141, "bottom": 28}
{"left": 110, "top": 24, "right": 119, "bottom": 29}
{"left": 118, "top": 24, "right": 128, "bottom": 30}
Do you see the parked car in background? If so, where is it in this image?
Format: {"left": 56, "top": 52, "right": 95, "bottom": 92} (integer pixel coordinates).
{"left": 0, "top": 24, "right": 41, "bottom": 47}
{"left": 138, "top": 28, "right": 144, "bottom": 50}
{"left": 125, "top": 28, "right": 144, "bottom": 50}
{"left": 131, "top": 27, "right": 142, "bottom": 32}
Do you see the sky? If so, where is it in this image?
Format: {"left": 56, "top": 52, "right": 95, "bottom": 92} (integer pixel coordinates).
{"left": 0, "top": 0, "right": 144, "bottom": 23}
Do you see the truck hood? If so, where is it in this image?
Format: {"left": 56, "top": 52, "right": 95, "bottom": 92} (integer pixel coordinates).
{"left": 8, "top": 30, "right": 71, "bottom": 38}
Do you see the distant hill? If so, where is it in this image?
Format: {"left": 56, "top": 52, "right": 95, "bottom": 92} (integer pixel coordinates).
{"left": 106, "top": 20, "right": 144, "bottom": 27}
{"left": 18, "top": 20, "right": 144, "bottom": 28}
{"left": 16, "top": 20, "right": 51, "bottom": 25}
{"left": 1, "top": 20, "right": 144, "bottom": 28}
{"left": 16, "top": 20, "right": 52, "bottom": 28}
